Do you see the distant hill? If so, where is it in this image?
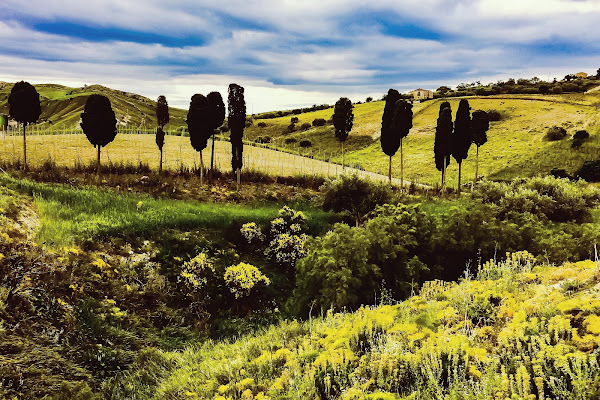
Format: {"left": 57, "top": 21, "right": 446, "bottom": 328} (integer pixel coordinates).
{"left": 0, "top": 82, "right": 188, "bottom": 129}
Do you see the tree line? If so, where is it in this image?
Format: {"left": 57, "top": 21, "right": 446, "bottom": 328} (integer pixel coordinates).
{"left": 8, "top": 81, "right": 489, "bottom": 190}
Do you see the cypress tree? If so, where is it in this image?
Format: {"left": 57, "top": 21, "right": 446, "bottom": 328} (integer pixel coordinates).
{"left": 471, "top": 110, "right": 490, "bottom": 182}
{"left": 207, "top": 91, "right": 225, "bottom": 171}
{"left": 391, "top": 99, "right": 413, "bottom": 187}
{"left": 380, "top": 89, "right": 402, "bottom": 183}
{"left": 80, "top": 94, "right": 117, "bottom": 173}
{"left": 228, "top": 84, "right": 246, "bottom": 189}
{"left": 187, "top": 94, "right": 211, "bottom": 185}
{"left": 434, "top": 102, "right": 452, "bottom": 190}
{"left": 452, "top": 99, "right": 471, "bottom": 193}
{"left": 332, "top": 97, "right": 354, "bottom": 170}
{"left": 155, "top": 95, "right": 169, "bottom": 173}
{"left": 8, "top": 81, "right": 41, "bottom": 170}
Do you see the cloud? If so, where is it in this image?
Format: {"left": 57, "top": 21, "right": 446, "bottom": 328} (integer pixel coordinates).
{"left": 1, "top": 0, "right": 599, "bottom": 112}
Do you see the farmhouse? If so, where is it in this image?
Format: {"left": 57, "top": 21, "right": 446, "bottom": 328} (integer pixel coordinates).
{"left": 408, "top": 88, "right": 434, "bottom": 100}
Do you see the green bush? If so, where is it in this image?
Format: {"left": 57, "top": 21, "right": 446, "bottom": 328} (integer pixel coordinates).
{"left": 312, "top": 118, "right": 327, "bottom": 126}
{"left": 321, "top": 174, "right": 392, "bottom": 226}
{"left": 300, "top": 122, "right": 311, "bottom": 130}
{"left": 576, "top": 160, "right": 600, "bottom": 182}
{"left": 473, "top": 176, "right": 600, "bottom": 222}
{"left": 291, "top": 223, "right": 378, "bottom": 314}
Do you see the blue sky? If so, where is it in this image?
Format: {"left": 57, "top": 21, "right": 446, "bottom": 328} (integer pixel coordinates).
{"left": 0, "top": 0, "right": 599, "bottom": 112}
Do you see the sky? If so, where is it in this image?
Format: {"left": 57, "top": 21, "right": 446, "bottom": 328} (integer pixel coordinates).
{"left": 0, "top": 0, "right": 599, "bottom": 113}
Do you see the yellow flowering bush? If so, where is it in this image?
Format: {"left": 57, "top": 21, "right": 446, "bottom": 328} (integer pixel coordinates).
{"left": 224, "top": 262, "right": 270, "bottom": 298}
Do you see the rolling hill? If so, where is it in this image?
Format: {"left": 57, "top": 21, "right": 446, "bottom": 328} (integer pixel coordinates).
{"left": 0, "top": 82, "right": 188, "bottom": 129}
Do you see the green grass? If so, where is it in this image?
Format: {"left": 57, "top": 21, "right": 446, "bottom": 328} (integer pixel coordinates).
{"left": 0, "top": 175, "right": 333, "bottom": 246}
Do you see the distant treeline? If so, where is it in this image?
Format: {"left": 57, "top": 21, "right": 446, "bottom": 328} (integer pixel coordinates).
{"left": 254, "top": 104, "right": 332, "bottom": 119}
{"left": 435, "top": 74, "right": 599, "bottom": 98}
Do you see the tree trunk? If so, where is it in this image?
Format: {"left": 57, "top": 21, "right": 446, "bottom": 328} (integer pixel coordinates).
{"left": 458, "top": 161, "right": 462, "bottom": 194}
{"left": 199, "top": 151, "right": 204, "bottom": 186}
{"left": 159, "top": 148, "right": 163, "bottom": 174}
{"left": 23, "top": 124, "right": 27, "bottom": 170}
{"left": 342, "top": 141, "right": 345, "bottom": 171}
{"left": 388, "top": 155, "right": 392, "bottom": 184}
{"left": 97, "top": 145, "right": 101, "bottom": 175}
{"left": 210, "top": 132, "right": 215, "bottom": 171}
{"left": 400, "top": 138, "right": 404, "bottom": 188}
{"left": 236, "top": 168, "right": 241, "bottom": 191}
{"left": 475, "top": 145, "right": 479, "bottom": 183}
{"left": 441, "top": 161, "right": 446, "bottom": 193}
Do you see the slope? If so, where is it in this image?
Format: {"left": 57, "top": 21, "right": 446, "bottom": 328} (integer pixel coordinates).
{"left": 0, "top": 82, "right": 188, "bottom": 129}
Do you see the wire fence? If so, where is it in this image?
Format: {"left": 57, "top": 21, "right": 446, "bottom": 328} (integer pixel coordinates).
{"left": 0, "top": 125, "right": 417, "bottom": 186}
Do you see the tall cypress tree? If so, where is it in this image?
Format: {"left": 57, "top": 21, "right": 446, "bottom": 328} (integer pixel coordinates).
{"left": 228, "top": 84, "right": 246, "bottom": 189}
{"left": 80, "top": 94, "right": 117, "bottom": 173}
{"left": 207, "top": 91, "right": 225, "bottom": 171}
{"left": 332, "top": 97, "right": 354, "bottom": 170}
{"left": 187, "top": 94, "right": 211, "bottom": 185}
{"left": 155, "top": 95, "right": 169, "bottom": 173}
{"left": 452, "top": 99, "right": 471, "bottom": 193}
{"left": 434, "top": 102, "right": 452, "bottom": 190}
{"left": 471, "top": 110, "right": 490, "bottom": 182}
{"left": 380, "top": 89, "right": 402, "bottom": 183}
{"left": 392, "top": 99, "right": 413, "bottom": 187}
{"left": 8, "top": 81, "right": 41, "bottom": 170}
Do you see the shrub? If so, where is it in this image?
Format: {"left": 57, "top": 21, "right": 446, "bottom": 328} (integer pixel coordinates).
{"left": 546, "top": 126, "right": 567, "bottom": 141}
{"left": 321, "top": 173, "right": 392, "bottom": 226}
{"left": 257, "top": 121, "right": 267, "bottom": 128}
{"left": 312, "top": 118, "right": 326, "bottom": 127}
{"left": 472, "top": 176, "right": 600, "bottom": 222}
{"left": 264, "top": 206, "right": 308, "bottom": 275}
{"left": 300, "top": 122, "right": 311, "bottom": 131}
{"left": 284, "top": 138, "right": 297, "bottom": 144}
{"left": 299, "top": 140, "right": 312, "bottom": 148}
{"left": 486, "top": 109, "right": 503, "bottom": 121}
{"left": 290, "top": 117, "right": 299, "bottom": 123}
{"left": 550, "top": 168, "right": 570, "bottom": 179}
{"left": 572, "top": 130, "right": 589, "bottom": 147}
{"left": 287, "top": 123, "right": 296, "bottom": 133}
{"left": 576, "top": 160, "right": 600, "bottom": 182}
{"left": 224, "top": 263, "right": 270, "bottom": 298}
{"left": 552, "top": 86, "right": 563, "bottom": 94}
{"left": 255, "top": 136, "right": 271, "bottom": 144}
{"left": 291, "top": 223, "right": 378, "bottom": 314}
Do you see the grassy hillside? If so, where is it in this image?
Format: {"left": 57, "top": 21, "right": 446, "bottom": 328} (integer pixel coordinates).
{"left": 0, "top": 82, "right": 188, "bottom": 129}
{"left": 243, "top": 93, "right": 600, "bottom": 186}
{"left": 114, "top": 253, "right": 600, "bottom": 400}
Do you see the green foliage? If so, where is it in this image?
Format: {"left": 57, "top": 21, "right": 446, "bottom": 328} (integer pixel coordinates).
{"left": 321, "top": 173, "right": 392, "bottom": 226}
{"left": 292, "top": 223, "right": 378, "bottom": 314}
{"left": 472, "top": 176, "right": 600, "bottom": 222}
{"left": 434, "top": 102, "right": 452, "bottom": 172}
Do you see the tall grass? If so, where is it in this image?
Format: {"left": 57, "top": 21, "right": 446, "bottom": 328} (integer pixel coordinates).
{"left": 0, "top": 175, "right": 333, "bottom": 246}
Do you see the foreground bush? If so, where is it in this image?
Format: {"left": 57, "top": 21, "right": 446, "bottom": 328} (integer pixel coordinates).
{"left": 546, "top": 126, "right": 568, "bottom": 141}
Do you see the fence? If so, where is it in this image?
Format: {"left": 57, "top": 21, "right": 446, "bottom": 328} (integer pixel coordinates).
{"left": 0, "top": 126, "right": 418, "bottom": 186}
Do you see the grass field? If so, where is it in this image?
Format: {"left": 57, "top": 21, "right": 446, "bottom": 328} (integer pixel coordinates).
{"left": 0, "top": 174, "right": 335, "bottom": 246}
